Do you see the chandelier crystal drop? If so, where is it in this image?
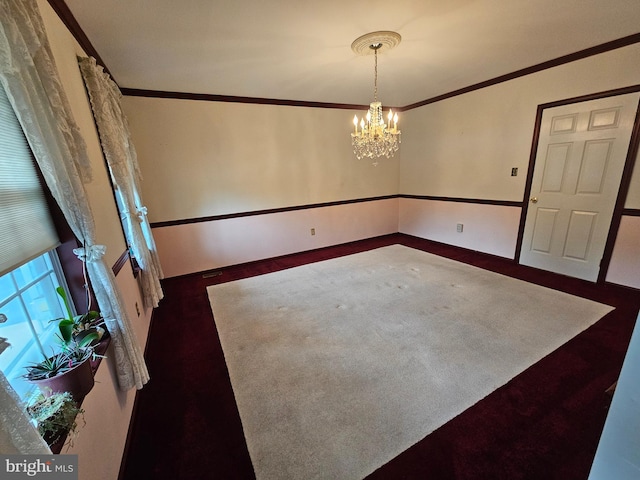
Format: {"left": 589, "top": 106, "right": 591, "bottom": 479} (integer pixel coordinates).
{"left": 350, "top": 33, "right": 401, "bottom": 164}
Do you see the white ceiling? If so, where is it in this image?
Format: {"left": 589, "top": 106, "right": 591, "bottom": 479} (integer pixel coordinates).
{"left": 63, "top": 0, "right": 640, "bottom": 107}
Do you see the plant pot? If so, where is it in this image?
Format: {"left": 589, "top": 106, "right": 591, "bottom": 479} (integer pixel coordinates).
{"left": 30, "top": 356, "right": 94, "bottom": 402}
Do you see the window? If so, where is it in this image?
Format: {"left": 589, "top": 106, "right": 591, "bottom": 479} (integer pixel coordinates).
{"left": 0, "top": 251, "right": 72, "bottom": 399}
{"left": 0, "top": 82, "right": 76, "bottom": 400}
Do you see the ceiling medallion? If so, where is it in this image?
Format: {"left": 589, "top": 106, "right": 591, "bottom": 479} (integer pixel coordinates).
{"left": 350, "top": 31, "right": 402, "bottom": 56}
{"left": 350, "top": 31, "right": 402, "bottom": 165}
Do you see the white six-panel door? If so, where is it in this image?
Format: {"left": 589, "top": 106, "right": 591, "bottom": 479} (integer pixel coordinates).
{"left": 519, "top": 93, "right": 639, "bottom": 281}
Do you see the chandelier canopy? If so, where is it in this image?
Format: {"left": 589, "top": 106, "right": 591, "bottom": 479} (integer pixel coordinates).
{"left": 350, "top": 31, "right": 401, "bottom": 164}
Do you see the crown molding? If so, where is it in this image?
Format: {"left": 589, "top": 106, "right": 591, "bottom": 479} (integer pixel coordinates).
{"left": 402, "top": 32, "right": 640, "bottom": 111}
{"left": 46, "top": 2, "right": 640, "bottom": 111}
{"left": 46, "top": 0, "right": 114, "bottom": 80}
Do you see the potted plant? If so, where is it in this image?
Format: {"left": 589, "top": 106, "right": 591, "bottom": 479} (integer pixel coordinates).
{"left": 23, "top": 288, "right": 102, "bottom": 402}
{"left": 26, "top": 390, "right": 85, "bottom": 449}
{"left": 54, "top": 286, "right": 105, "bottom": 346}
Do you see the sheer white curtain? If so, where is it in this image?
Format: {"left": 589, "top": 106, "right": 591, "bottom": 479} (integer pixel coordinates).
{"left": 0, "top": 338, "right": 50, "bottom": 454}
{"left": 0, "top": 0, "right": 149, "bottom": 407}
{"left": 78, "top": 56, "right": 164, "bottom": 309}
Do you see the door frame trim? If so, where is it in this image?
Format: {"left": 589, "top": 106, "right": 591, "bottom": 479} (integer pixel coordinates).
{"left": 515, "top": 84, "right": 640, "bottom": 283}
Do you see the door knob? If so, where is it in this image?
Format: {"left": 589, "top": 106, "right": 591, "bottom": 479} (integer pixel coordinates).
{"left": 530, "top": 197, "right": 538, "bottom": 203}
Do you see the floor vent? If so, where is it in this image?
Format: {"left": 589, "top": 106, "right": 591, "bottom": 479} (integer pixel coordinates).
{"left": 202, "top": 270, "right": 223, "bottom": 278}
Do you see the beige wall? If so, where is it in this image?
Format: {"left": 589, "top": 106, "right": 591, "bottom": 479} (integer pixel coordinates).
{"left": 399, "top": 44, "right": 640, "bottom": 201}
{"left": 399, "top": 199, "right": 521, "bottom": 258}
{"left": 400, "top": 44, "right": 640, "bottom": 282}
{"left": 125, "top": 44, "right": 640, "bottom": 286}
{"left": 626, "top": 149, "right": 640, "bottom": 210}
{"left": 38, "top": 2, "right": 153, "bottom": 479}
{"left": 154, "top": 198, "right": 399, "bottom": 277}
{"left": 606, "top": 216, "right": 640, "bottom": 290}
{"left": 122, "top": 96, "right": 401, "bottom": 275}
{"left": 123, "top": 96, "right": 399, "bottom": 223}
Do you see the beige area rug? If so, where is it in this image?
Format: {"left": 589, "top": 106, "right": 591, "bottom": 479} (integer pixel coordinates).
{"left": 207, "top": 245, "right": 613, "bottom": 480}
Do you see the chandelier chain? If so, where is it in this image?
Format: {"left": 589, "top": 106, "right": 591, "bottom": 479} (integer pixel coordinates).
{"left": 373, "top": 46, "right": 378, "bottom": 102}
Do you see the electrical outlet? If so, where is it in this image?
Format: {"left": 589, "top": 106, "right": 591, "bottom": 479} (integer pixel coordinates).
{"left": 135, "top": 301, "right": 140, "bottom": 317}
{"left": 456, "top": 223, "right": 464, "bottom": 233}
{"left": 511, "top": 167, "right": 518, "bottom": 176}
{"left": 311, "top": 228, "right": 316, "bottom": 236}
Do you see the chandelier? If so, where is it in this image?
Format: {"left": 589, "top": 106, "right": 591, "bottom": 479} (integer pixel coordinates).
{"left": 351, "top": 31, "right": 401, "bottom": 164}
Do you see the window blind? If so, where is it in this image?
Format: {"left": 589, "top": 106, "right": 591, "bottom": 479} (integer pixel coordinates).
{"left": 0, "top": 85, "right": 59, "bottom": 277}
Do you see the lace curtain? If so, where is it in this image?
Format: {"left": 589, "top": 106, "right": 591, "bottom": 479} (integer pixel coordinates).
{"left": 78, "top": 56, "right": 164, "bottom": 309}
{"left": 0, "top": 338, "right": 50, "bottom": 454}
{"left": 0, "top": 0, "right": 149, "bottom": 402}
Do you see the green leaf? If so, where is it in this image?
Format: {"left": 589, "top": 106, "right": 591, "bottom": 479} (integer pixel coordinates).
{"left": 75, "top": 331, "right": 99, "bottom": 348}
{"left": 55, "top": 286, "right": 74, "bottom": 322}
{"left": 58, "top": 319, "right": 75, "bottom": 344}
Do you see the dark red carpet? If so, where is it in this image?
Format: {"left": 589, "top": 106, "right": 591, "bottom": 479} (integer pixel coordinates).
{"left": 119, "top": 233, "right": 640, "bottom": 480}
